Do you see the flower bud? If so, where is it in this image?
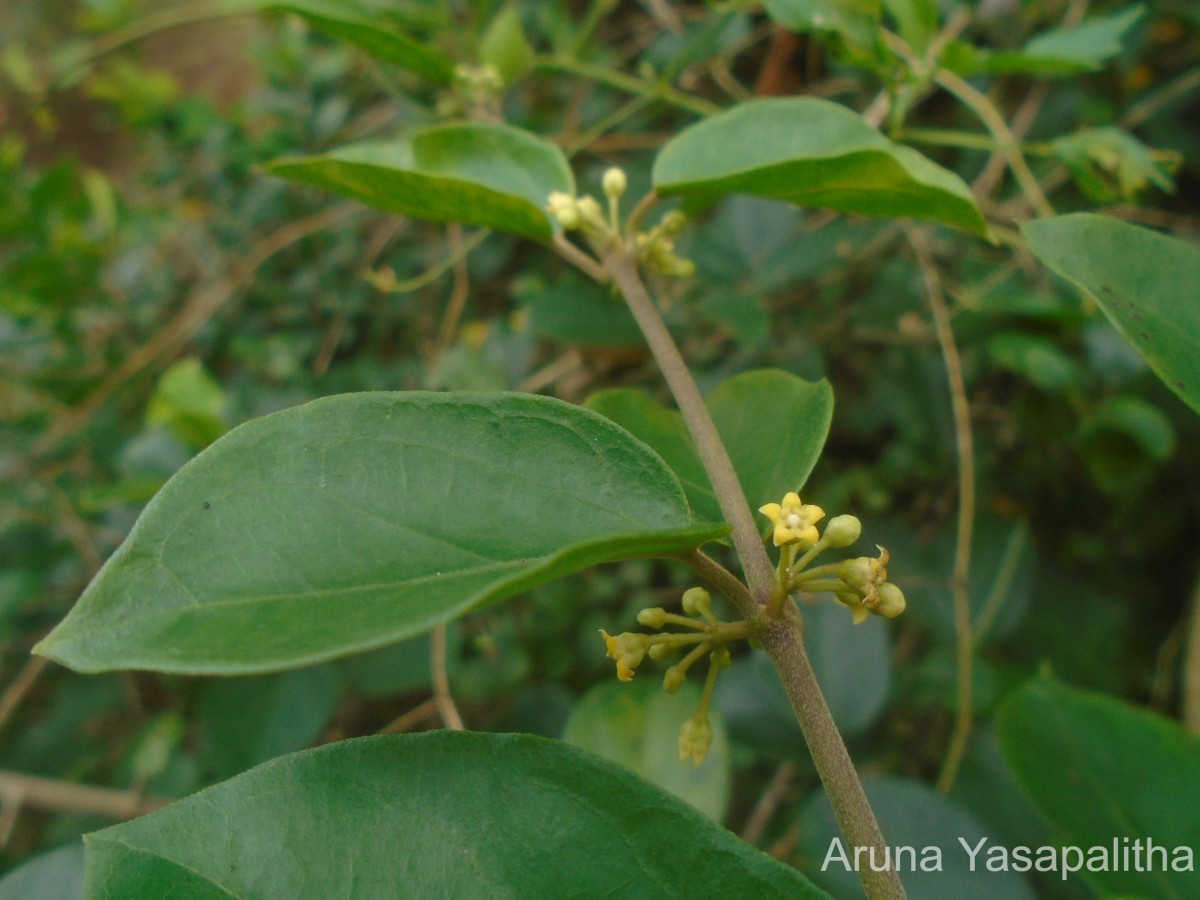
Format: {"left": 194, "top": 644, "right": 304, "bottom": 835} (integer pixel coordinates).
{"left": 546, "top": 191, "right": 580, "bottom": 230}
{"left": 679, "top": 714, "right": 713, "bottom": 765}
{"left": 575, "top": 195, "right": 606, "bottom": 232}
{"left": 637, "top": 607, "right": 667, "bottom": 628}
{"left": 681, "top": 587, "right": 712, "bottom": 618}
{"left": 824, "top": 514, "right": 862, "bottom": 548}
{"left": 602, "top": 167, "right": 627, "bottom": 199}
{"left": 835, "top": 592, "right": 869, "bottom": 625}
{"left": 711, "top": 646, "right": 732, "bottom": 669}
{"left": 648, "top": 642, "right": 679, "bottom": 662}
{"left": 663, "top": 666, "right": 687, "bottom": 694}
{"left": 874, "top": 582, "right": 906, "bottom": 618}
{"left": 659, "top": 210, "right": 688, "bottom": 234}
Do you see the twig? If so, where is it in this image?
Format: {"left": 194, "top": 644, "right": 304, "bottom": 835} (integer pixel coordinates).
{"left": 1184, "top": 562, "right": 1200, "bottom": 734}
{"left": 535, "top": 56, "right": 721, "bottom": 117}
{"left": 604, "top": 252, "right": 774, "bottom": 603}
{"left": 906, "top": 228, "right": 976, "bottom": 796}
{"left": 0, "top": 656, "right": 49, "bottom": 735}
{"left": 431, "top": 623, "right": 463, "bottom": 731}
{"left": 0, "top": 770, "right": 167, "bottom": 819}
{"left": 553, "top": 234, "right": 610, "bottom": 283}
{"left": 932, "top": 67, "right": 1054, "bottom": 217}
{"left": 429, "top": 224, "right": 472, "bottom": 372}
{"left": 741, "top": 761, "right": 796, "bottom": 845}
{"left": 377, "top": 697, "right": 440, "bottom": 735}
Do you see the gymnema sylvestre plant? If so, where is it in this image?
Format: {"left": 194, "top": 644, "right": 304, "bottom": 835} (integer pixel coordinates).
{"left": 23, "top": 2, "right": 1200, "bottom": 898}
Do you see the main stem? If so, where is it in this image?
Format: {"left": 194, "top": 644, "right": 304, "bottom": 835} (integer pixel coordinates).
{"left": 604, "top": 249, "right": 905, "bottom": 900}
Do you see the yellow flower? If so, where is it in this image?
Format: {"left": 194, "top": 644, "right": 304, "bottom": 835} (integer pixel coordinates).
{"left": 600, "top": 630, "right": 645, "bottom": 682}
{"left": 759, "top": 492, "right": 825, "bottom": 546}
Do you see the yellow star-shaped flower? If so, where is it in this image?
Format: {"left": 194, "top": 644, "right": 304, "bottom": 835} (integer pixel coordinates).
{"left": 759, "top": 492, "right": 825, "bottom": 546}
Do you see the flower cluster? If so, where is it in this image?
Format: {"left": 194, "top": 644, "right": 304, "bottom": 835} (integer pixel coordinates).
{"left": 759, "top": 492, "right": 906, "bottom": 624}
{"left": 599, "top": 587, "right": 747, "bottom": 765}
{"left": 546, "top": 169, "right": 695, "bottom": 278}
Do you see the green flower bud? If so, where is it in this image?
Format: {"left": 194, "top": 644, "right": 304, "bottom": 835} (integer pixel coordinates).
{"left": 637, "top": 607, "right": 667, "bottom": 628}
{"left": 663, "top": 666, "right": 687, "bottom": 694}
{"left": 711, "top": 646, "right": 732, "bottom": 669}
{"left": 659, "top": 210, "right": 688, "bottom": 234}
{"left": 602, "top": 167, "right": 627, "bottom": 199}
{"left": 648, "top": 642, "right": 679, "bottom": 662}
{"left": 681, "top": 587, "right": 712, "bottom": 618}
{"left": 874, "top": 582, "right": 906, "bottom": 618}
{"left": 678, "top": 713, "right": 713, "bottom": 765}
{"left": 824, "top": 514, "right": 862, "bottom": 548}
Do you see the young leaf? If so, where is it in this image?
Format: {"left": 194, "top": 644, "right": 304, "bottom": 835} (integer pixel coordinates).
{"left": 81, "top": 733, "right": 830, "bottom": 898}
{"left": 478, "top": 3, "right": 534, "bottom": 85}
{"left": 1022, "top": 213, "right": 1200, "bottom": 415}
{"left": 943, "top": 6, "right": 1144, "bottom": 77}
{"left": 997, "top": 675, "right": 1200, "bottom": 897}
{"left": 268, "top": 123, "right": 573, "bottom": 241}
{"left": 586, "top": 369, "right": 834, "bottom": 523}
{"left": 652, "top": 98, "right": 988, "bottom": 236}
{"left": 226, "top": 0, "right": 454, "bottom": 82}
{"left": 35, "top": 393, "right": 726, "bottom": 674}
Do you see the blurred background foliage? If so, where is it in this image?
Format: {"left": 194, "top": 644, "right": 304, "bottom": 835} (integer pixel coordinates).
{"left": 0, "top": 0, "right": 1198, "bottom": 896}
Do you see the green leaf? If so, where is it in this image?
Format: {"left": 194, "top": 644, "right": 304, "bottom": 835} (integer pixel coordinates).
{"left": 798, "top": 776, "right": 1036, "bottom": 898}
{"left": 987, "top": 332, "right": 1082, "bottom": 392}
{"left": 478, "top": 3, "right": 533, "bottom": 85}
{"left": 520, "top": 274, "right": 644, "bottom": 347}
{"left": 652, "top": 98, "right": 988, "bottom": 236}
{"left": 563, "top": 680, "right": 730, "bottom": 821}
{"left": 586, "top": 369, "right": 834, "bottom": 523}
{"left": 268, "top": 123, "right": 573, "bottom": 241}
{"left": 997, "top": 675, "right": 1200, "bottom": 898}
{"left": 81, "top": 733, "right": 830, "bottom": 898}
{"left": 1015, "top": 4, "right": 1144, "bottom": 72}
{"left": 1022, "top": 213, "right": 1200, "bottom": 415}
{"left": 35, "top": 392, "right": 725, "bottom": 674}
{"left": 198, "top": 666, "right": 341, "bottom": 778}
{"left": 225, "top": 0, "right": 454, "bottom": 82}
{"left": 1052, "top": 127, "right": 1178, "bottom": 203}
{"left": 944, "top": 5, "right": 1144, "bottom": 77}
{"left": 883, "top": 0, "right": 939, "bottom": 55}
{"left": 0, "top": 843, "right": 84, "bottom": 900}
{"left": 145, "top": 357, "right": 227, "bottom": 449}
{"left": 761, "top": 0, "right": 883, "bottom": 59}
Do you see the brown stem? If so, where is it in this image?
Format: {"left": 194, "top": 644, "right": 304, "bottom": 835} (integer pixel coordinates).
{"left": 608, "top": 251, "right": 904, "bottom": 899}
{"left": 603, "top": 251, "right": 775, "bottom": 602}
{"left": 759, "top": 618, "right": 906, "bottom": 899}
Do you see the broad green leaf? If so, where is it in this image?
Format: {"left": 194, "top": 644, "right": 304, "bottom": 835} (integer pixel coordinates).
{"left": 268, "top": 123, "right": 573, "bottom": 241}
{"left": 0, "top": 843, "right": 83, "bottom": 900}
{"left": 797, "top": 776, "right": 1036, "bottom": 899}
{"left": 198, "top": 665, "right": 341, "bottom": 778}
{"left": 997, "top": 675, "right": 1200, "bottom": 898}
{"left": 478, "top": 4, "right": 533, "bottom": 85}
{"left": 563, "top": 680, "right": 730, "bottom": 821}
{"left": 652, "top": 98, "right": 988, "bottom": 236}
{"left": 942, "top": 6, "right": 1144, "bottom": 77}
{"left": 586, "top": 369, "right": 834, "bottom": 523}
{"left": 225, "top": 0, "right": 454, "bottom": 82}
{"left": 35, "top": 392, "right": 726, "bottom": 674}
{"left": 1022, "top": 213, "right": 1200, "bottom": 415}
{"left": 82, "top": 733, "right": 830, "bottom": 898}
